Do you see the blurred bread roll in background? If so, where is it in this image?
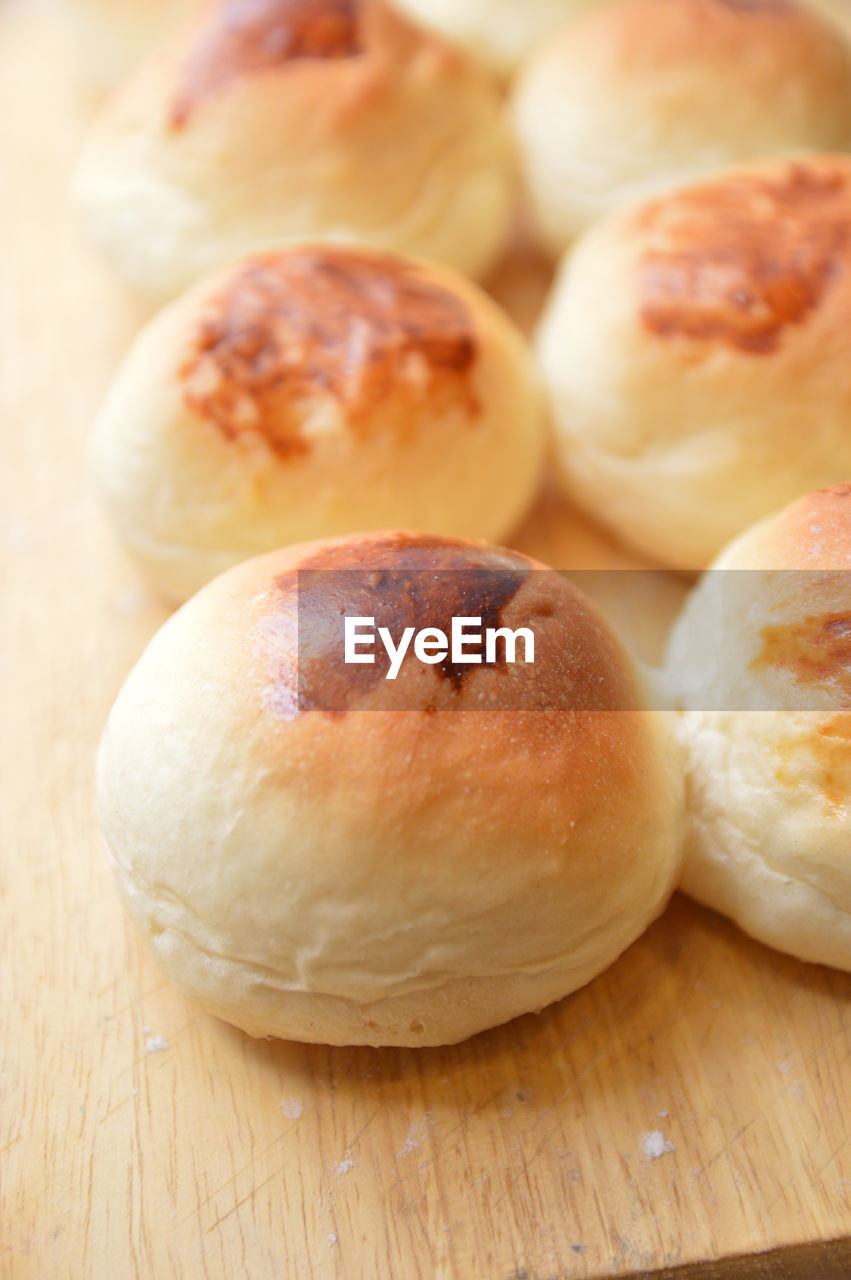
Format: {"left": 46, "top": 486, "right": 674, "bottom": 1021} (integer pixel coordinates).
{"left": 392, "top": 0, "right": 600, "bottom": 79}
{"left": 91, "top": 242, "right": 546, "bottom": 601}
{"left": 537, "top": 155, "right": 851, "bottom": 571}
{"left": 74, "top": 0, "right": 514, "bottom": 302}
{"left": 665, "top": 487, "right": 851, "bottom": 970}
{"left": 511, "top": 0, "right": 851, "bottom": 255}
{"left": 60, "top": 0, "right": 193, "bottom": 90}
{"left": 97, "top": 531, "right": 685, "bottom": 1046}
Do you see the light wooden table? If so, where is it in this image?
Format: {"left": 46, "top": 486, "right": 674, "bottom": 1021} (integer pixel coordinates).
{"left": 3, "top": 9, "right": 851, "bottom": 1278}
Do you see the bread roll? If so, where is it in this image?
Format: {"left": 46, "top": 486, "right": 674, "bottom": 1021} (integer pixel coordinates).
{"left": 73, "top": 0, "right": 514, "bottom": 302}
{"left": 60, "top": 0, "right": 192, "bottom": 90}
{"left": 666, "top": 486, "right": 851, "bottom": 970}
{"left": 511, "top": 0, "right": 851, "bottom": 254}
{"left": 91, "top": 242, "right": 546, "bottom": 601}
{"left": 537, "top": 155, "right": 851, "bottom": 570}
{"left": 391, "top": 0, "right": 598, "bottom": 79}
{"left": 97, "top": 531, "right": 685, "bottom": 1046}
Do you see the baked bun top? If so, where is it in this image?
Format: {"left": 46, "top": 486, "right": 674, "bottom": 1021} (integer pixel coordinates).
{"left": 511, "top": 0, "right": 851, "bottom": 249}
{"left": 635, "top": 157, "right": 851, "bottom": 358}
{"left": 534, "top": 0, "right": 851, "bottom": 120}
{"left": 535, "top": 154, "right": 851, "bottom": 570}
{"left": 168, "top": 0, "right": 405, "bottom": 128}
{"left": 126, "top": 0, "right": 484, "bottom": 145}
{"left": 90, "top": 241, "right": 546, "bottom": 600}
{"left": 237, "top": 531, "right": 643, "bottom": 716}
{"left": 574, "top": 154, "right": 851, "bottom": 397}
{"left": 75, "top": 0, "right": 513, "bottom": 295}
{"left": 573, "top": 0, "right": 851, "bottom": 80}
{"left": 717, "top": 485, "right": 851, "bottom": 572}
{"left": 179, "top": 245, "right": 480, "bottom": 454}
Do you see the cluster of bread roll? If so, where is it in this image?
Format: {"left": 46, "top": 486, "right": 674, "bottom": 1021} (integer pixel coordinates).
{"left": 79, "top": 0, "right": 851, "bottom": 1046}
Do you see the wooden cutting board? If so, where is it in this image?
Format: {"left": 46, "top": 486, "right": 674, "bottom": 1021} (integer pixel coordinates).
{"left": 3, "top": 9, "right": 850, "bottom": 1278}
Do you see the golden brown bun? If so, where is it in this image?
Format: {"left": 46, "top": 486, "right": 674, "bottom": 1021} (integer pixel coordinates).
{"left": 538, "top": 155, "right": 851, "bottom": 570}
{"left": 97, "top": 531, "right": 685, "bottom": 1046}
{"left": 512, "top": 0, "right": 851, "bottom": 255}
{"left": 392, "top": 0, "right": 599, "bottom": 79}
{"left": 91, "top": 242, "right": 547, "bottom": 601}
{"left": 73, "top": 0, "right": 514, "bottom": 301}
{"left": 666, "top": 487, "right": 851, "bottom": 970}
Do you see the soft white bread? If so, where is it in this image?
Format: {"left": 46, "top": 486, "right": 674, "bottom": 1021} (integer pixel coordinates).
{"left": 73, "top": 0, "right": 514, "bottom": 302}
{"left": 666, "top": 486, "right": 851, "bottom": 970}
{"left": 391, "top": 0, "right": 599, "bottom": 79}
{"left": 511, "top": 0, "right": 851, "bottom": 255}
{"left": 91, "top": 242, "right": 546, "bottom": 602}
{"left": 97, "top": 531, "right": 685, "bottom": 1046}
{"left": 537, "top": 155, "right": 851, "bottom": 571}
{"left": 60, "top": 0, "right": 193, "bottom": 91}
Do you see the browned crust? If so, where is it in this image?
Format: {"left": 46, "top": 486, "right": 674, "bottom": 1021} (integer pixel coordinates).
{"left": 753, "top": 612, "right": 851, "bottom": 701}
{"left": 179, "top": 247, "right": 479, "bottom": 458}
{"left": 637, "top": 163, "right": 851, "bottom": 354}
{"left": 170, "top": 0, "right": 365, "bottom": 129}
{"left": 258, "top": 533, "right": 639, "bottom": 717}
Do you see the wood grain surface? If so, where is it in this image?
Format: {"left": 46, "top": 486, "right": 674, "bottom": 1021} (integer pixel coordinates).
{"left": 3, "top": 9, "right": 851, "bottom": 1278}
